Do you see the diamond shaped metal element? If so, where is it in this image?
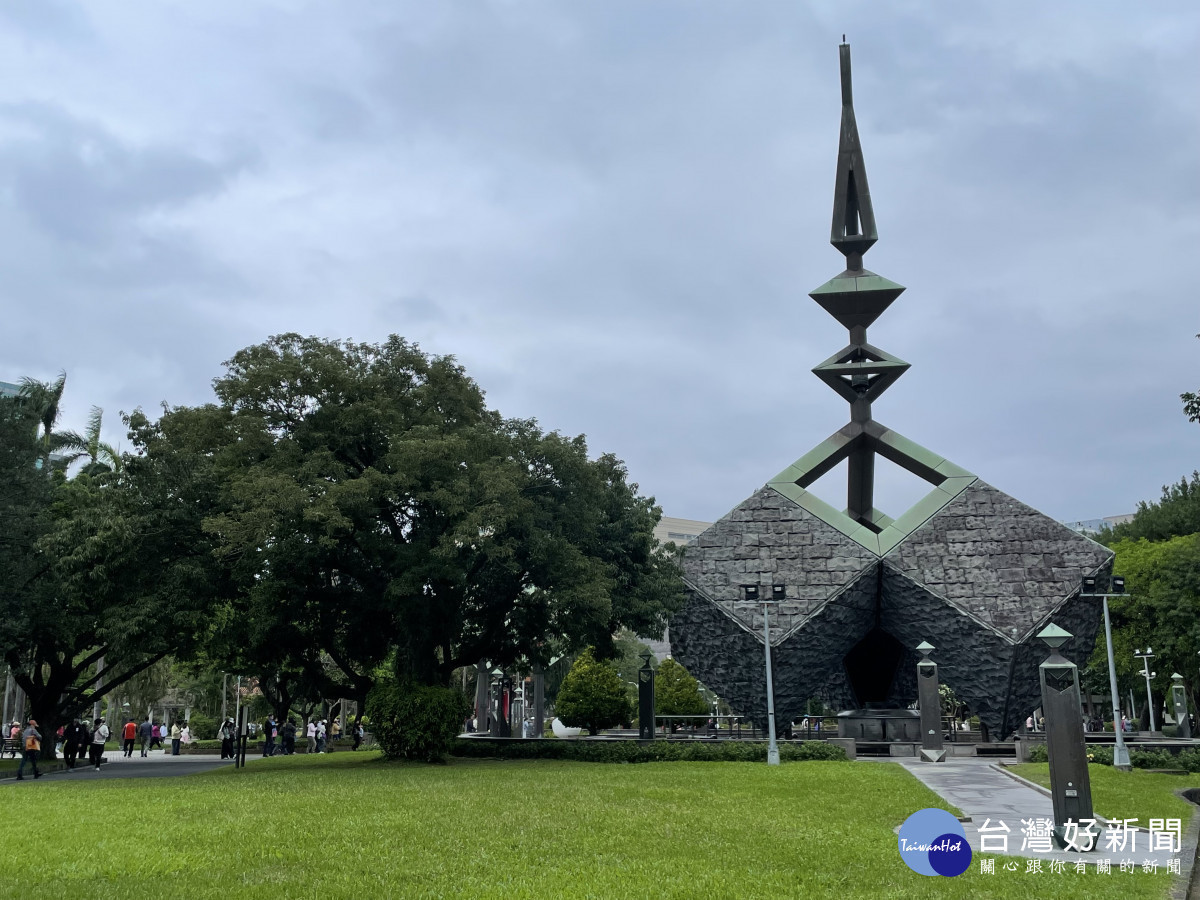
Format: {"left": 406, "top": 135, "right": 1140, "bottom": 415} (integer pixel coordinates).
{"left": 1037, "top": 624, "right": 1073, "bottom": 649}
{"left": 812, "top": 341, "right": 910, "bottom": 405}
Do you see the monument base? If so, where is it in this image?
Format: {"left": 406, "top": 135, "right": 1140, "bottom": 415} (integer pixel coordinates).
{"left": 837, "top": 708, "right": 921, "bottom": 742}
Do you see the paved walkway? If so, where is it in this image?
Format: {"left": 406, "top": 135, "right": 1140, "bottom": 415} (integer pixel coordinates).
{"left": 1, "top": 751, "right": 238, "bottom": 784}
{"left": 887, "top": 757, "right": 1181, "bottom": 869}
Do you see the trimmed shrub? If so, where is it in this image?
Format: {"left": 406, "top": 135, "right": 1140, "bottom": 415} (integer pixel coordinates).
{"left": 449, "top": 738, "right": 847, "bottom": 764}
{"left": 367, "top": 681, "right": 469, "bottom": 763}
{"left": 1026, "top": 741, "right": 1200, "bottom": 772}
{"left": 655, "top": 658, "right": 708, "bottom": 718}
{"left": 555, "top": 648, "right": 631, "bottom": 735}
{"left": 186, "top": 712, "right": 217, "bottom": 740}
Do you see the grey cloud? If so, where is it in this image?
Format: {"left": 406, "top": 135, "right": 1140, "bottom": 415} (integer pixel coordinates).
{"left": 0, "top": 102, "right": 256, "bottom": 243}
{"left": 0, "top": 1, "right": 1195, "bottom": 528}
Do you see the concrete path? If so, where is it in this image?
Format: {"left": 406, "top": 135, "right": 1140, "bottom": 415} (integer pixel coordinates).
{"left": 1, "top": 751, "right": 238, "bottom": 784}
{"left": 887, "top": 757, "right": 1181, "bottom": 870}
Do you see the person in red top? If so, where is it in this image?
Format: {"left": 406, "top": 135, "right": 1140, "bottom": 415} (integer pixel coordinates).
{"left": 122, "top": 719, "right": 138, "bottom": 757}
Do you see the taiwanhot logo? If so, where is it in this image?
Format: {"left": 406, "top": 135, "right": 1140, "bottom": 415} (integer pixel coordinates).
{"left": 897, "top": 808, "right": 972, "bottom": 877}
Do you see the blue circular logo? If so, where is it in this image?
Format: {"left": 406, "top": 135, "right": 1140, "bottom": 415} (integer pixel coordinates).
{"left": 897, "top": 808, "right": 972, "bottom": 877}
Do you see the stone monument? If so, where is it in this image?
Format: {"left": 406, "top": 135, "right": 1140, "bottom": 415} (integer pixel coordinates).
{"left": 669, "top": 42, "right": 1114, "bottom": 740}
{"left": 1171, "top": 673, "right": 1191, "bottom": 739}
{"left": 638, "top": 654, "right": 656, "bottom": 741}
{"left": 1036, "top": 624, "right": 1095, "bottom": 850}
{"left": 916, "top": 642, "right": 945, "bottom": 762}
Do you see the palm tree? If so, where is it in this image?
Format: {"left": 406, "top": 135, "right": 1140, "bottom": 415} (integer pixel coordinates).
{"left": 56, "top": 405, "right": 123, "bottom": 475}
{"left": 17, "top": 374, "right": 121, "bottom": 475}
{"left": 18, "top": 371, "right": 69, "bottom": 471}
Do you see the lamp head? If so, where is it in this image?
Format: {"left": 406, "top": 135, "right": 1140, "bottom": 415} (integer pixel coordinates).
{"left": 916, "top": 641, "right": 935, "bottom": 658}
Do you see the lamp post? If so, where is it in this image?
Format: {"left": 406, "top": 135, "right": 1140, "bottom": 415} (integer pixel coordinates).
{"left": 1080, "top": 575, "right": 1131, "bottom": 770}
{"left": 745, "top": 585, "right": 781, "bottom": 766}
{"left": 1134, "top": 647, "right": 1156, "bottom": 733}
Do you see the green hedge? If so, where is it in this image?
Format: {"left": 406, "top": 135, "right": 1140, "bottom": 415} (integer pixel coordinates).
{"left": 449, "top": 739, "right": 847, "bottom": 763}
{"left": 368, "top": 682, "right": 469, "bottom": 763}
{"left": 1026, "top": 742, "right": 1200, "bottom": 772}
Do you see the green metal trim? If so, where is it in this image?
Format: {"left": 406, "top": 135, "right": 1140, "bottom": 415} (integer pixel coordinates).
{"left": 809, "top": 272, "right": 906, "bottom": 297}
{"left": 766, "top": 424, "right": 978, "bottom": 555}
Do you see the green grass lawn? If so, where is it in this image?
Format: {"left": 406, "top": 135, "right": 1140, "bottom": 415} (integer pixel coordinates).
{"left": 0, "top": 754, "right": 1176, "bottom": 899}
{"left": 1009, "top": 763, "right": 1198, "bottom": 828}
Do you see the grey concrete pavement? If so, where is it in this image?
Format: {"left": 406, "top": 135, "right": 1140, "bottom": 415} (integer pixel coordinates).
{"left": 888, "top": 757, "right": 1182, "bottom": 870}
{"left": 2, "top": 750, "right": 241, "bottom": 784}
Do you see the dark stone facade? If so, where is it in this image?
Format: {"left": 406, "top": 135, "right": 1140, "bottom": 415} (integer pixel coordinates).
{"left": 671, "top": 480, "right": 1112, "bottom": 738}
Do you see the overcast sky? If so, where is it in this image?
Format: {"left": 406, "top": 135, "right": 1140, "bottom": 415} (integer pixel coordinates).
{"left": 1, "top": 1, "right": 1197, "bottom": 526}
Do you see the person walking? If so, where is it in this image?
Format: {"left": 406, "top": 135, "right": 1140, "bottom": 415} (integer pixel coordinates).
{"left": 316, "top": 719, "right": 327, "bottom": 754}
{"left": 138, "top": 717, "right": 153, "bottom": 757}
{"left": 306, "top": 719, "right": 317, "bottom": 754}
{"left": 282, "top": 719, "right": 296, "bottom": 755}
{"left": 121, "top": 719, "right": 137, "bottom": 757}
{"left": 263, "top": 716, "right": 276, "bottom": 758}
{"left": 219, "top": 718, "right": 235, "bottom": 759}
{"left": 62, "top": 719, "right": 82, "bottom": 770}
{"left": 16, "top": 719, "right": 42, "bottom": 780}
{"left": 89, "top": 718, "right": 109, "bottom": 770}
{"left": 170, "top": 721, "right": 181, "bottom": 756}
{"left": 351, "top": 719, "right": 363, "bottom": 751}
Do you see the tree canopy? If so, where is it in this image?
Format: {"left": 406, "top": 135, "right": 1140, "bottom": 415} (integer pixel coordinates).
{"left": 1, "top": 384, "right": 220, "bottom": 750}
{"left": 3, "top": 334, "right": 682, "bottom": 739}
{"left": 654, "top": 657, "right": 708, "bottom": 718}
{"left": 1104, "top": 472, "right": 1200, "bottom": 543}
{"left": 138, "top": 334, "right": 681, "bottom": 712}
{"left": 1094, "top": 534, "right": 1200, "bottom": 726}
{"left": 554, "top": 647, "right": 630, "bottom": 735}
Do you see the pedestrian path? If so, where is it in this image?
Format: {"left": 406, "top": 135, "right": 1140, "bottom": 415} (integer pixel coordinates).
{"left": 2, "top": 751, "right": 237, "bottom": 784}
{"left": 888, "top": 757, "right": 1182, "bottom": 869}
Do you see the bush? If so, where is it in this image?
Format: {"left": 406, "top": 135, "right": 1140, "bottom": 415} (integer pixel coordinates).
{"left": 555, "top": 648, "right": 631, "bottom": 735}
{"left": 655, "top": 658, "right": 708, "bottom": 718}
{"left": 449, "top": 738, "right": 847, "bottom": 764}
{"left": 185, "top": 712, "right": 217, "bottom": 740}
{"left": 367, "top": 681, "right": 469, "bottom": 763}
{"left": 1026, "top": 741, "right": 1200, "bottom": 772}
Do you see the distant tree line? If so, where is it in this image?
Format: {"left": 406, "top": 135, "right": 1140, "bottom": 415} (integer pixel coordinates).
{"left": 1087, "top": 356, "right": 1200, "bottom": 729}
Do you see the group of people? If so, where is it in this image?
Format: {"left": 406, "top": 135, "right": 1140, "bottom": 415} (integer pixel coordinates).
{"left": 258, "top": 715, "right": 364, "bottom": 757}
{"left": 9, "top": 710, "right": 366, "bottom": 779}
{"left": 10, "top": 716, "right": 112, "bottom": 779}
{"left": 120, "top": 718, "right": 192, "bottom": 757}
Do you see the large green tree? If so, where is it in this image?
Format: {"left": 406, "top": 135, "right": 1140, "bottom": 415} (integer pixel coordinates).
{"left": 1, "top": 390, "right": 222, "bottom": 754}
{"left": 144, "top": 334, "right": 681, "bottom": 715}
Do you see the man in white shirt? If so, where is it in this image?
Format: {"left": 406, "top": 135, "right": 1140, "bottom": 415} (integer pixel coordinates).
{"left": 306, "top": 720, "right": 317, "bottom": 753}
